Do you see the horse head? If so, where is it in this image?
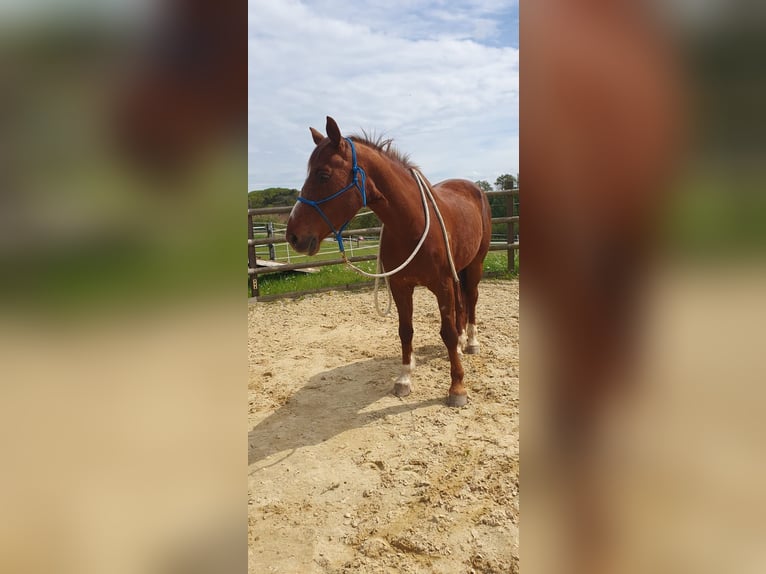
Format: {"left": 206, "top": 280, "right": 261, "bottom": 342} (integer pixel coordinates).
{"left": 286, "top": 117, "right": 368, "bottom": 255}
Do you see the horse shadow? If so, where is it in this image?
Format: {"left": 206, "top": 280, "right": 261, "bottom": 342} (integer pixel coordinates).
{"left": 411, "top": 343, "right": 449, "bottom": 362}
{"left": 248, "top": 355, "right": 446, "bottom": 468}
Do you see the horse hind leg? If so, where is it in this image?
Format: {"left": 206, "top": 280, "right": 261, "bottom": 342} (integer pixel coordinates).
{"left": 462, "top": 255, "right": 485, "bottom": 355}
{"left": 455, "top": 272, "right": 468, "bottom": 354}
{"left": 391, "top": 283, "right": 415, "bottom": 398}
{"left": 434, "top": 284, "right": 467, "bottom": 407}
{"left": 465, "top": 323, "right": 480, "bottom": 354}
{"left": 457, "top": 332, "right": 468, "bottom": 354}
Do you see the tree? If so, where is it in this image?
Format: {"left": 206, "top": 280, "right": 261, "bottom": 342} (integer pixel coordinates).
{"left": 495, "top": 174, "right": 517, "bottom": 190}
{"left": 476, "top": 179, "right": 506, "bottom": 221}
{"left": 474, "top": 180, "right": 492, "bottom": 193}
{"left": 247, "top": 187, "right": 299, "bottom": 209}
{"left": 347, "top": 210, "right": 380, "bottom": 231}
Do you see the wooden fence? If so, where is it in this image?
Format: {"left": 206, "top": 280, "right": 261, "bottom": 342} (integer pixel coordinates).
{"left": 248, "top": 189, "right": 519, "bottom": 300}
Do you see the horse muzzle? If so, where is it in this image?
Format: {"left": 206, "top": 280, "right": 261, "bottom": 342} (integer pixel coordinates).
{"left": 287, "top": 202, "right": 327, "bottom": 255}
{"left": 286, "top": 231, "right": 319, "bottom": 255}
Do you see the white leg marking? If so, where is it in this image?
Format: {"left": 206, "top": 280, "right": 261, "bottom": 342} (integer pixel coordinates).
{"left": 465, "top": 323, "right": 480, "bottom": 354}
{"left": 396, "top": 372, "right": 412, "bottom": 387}
{"left": 458, "top": 330, "right": 467, "bottom": 354}
{"left": 395, "top": 355, "right": 415, "bottom": 387}
{"left": 467, "top": 323, "right": 479, "bottom": 346}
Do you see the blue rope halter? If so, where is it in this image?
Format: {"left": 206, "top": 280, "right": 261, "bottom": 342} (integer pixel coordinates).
{"left": 296, "top": 137, "right": 367, "bottom": 254}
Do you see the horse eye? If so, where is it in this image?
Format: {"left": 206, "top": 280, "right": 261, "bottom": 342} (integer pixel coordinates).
{"left": 318, "top": 172, "right": 330, "bottom": 182}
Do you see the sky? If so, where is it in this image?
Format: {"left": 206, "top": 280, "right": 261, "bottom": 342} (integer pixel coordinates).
{"left": 248, "top": 0, "right": 519, "bottom": 191}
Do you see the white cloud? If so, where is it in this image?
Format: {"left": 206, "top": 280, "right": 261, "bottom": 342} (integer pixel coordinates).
{"left": 249, "top": 0, "right": 518, "bottom": 190}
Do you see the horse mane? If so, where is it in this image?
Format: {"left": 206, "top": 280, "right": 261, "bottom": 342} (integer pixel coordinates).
{"left": 349, "top": 130, "right": 419, "bottom": 171}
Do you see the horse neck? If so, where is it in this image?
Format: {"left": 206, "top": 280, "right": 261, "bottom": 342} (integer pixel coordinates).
{"left": 358, "top": 148, "right": 425, "bottom": 233}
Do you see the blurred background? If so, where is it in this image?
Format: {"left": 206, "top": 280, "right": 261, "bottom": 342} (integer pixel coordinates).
{"left": 662, "top": 0, "right": 766, "bottom": 262}
{"left": 0, "top": 1, "right": 245, "bottom": 573}
{"left": 522, "top": 1, "right": 766, "bottom": 573}
{"left": 0, "top": 0, "right": 244, "bottom": 309}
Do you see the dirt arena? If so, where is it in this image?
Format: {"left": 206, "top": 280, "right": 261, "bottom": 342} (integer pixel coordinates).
{"left": 248, "top": 279, "right": 519, "bottom": 573}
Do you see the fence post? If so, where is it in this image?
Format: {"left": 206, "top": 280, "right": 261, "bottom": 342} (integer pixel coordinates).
{"left": 506, "top": 190, "right": 515, "bottom": 273}
{"left": 247, "top": 213, "right": 259, "bottom": 297}
{"left": 266, "top": 222, "right": 276, "bottom": 261}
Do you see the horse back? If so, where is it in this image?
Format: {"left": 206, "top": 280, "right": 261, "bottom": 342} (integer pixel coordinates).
{"left": 432, "top": 179, "right": 492, "bottom": 262}
{"left": 433, "top": 179, "right": 491, "bottom": 233}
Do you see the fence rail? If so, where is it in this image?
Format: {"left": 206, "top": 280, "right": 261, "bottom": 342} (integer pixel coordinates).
{"left": 248, "top": 189, "right": 518, "bottom": 299}
{"left": 247, "top": 254, "right": 378, "bottom": 276}
{"left": 248, "top": 206, "right": 293, "bottom": 216}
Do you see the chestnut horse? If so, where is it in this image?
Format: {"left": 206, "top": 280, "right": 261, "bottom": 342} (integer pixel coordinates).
{"left": 286, "top": 117, "right": 492, "bottom": 407}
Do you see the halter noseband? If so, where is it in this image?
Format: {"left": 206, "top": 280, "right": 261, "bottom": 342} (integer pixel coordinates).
{"left": 296, "top": 137, "right": 367, "bottom": 254}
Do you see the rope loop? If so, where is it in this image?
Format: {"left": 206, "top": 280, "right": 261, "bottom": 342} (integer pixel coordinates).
{"left": 344, "top": 168, "right": 459, "bottom": 284}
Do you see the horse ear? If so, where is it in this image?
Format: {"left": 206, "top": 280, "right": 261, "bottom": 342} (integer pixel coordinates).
{"left": 326, "top": 116, "right": 342, "bottom": 147}
{"left": 309, "top": 127, "right": 324, "bottom": 146}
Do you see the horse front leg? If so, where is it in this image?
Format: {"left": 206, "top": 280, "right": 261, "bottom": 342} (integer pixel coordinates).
{"left": 391, "top": 283, "right": 415, "bottom": 398}
{"left": 435, "top": 285, "right": 467, "bottom": 407}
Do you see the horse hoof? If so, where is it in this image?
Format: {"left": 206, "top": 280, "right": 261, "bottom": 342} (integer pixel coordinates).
{"left": 465, "top": 344, "right": 480, "bottom": 355}
{"left": 393, "top": 383, "right": 412, "bottom": 398}
{"left": 447, "top": 393, "right": 468, "bottom": 408}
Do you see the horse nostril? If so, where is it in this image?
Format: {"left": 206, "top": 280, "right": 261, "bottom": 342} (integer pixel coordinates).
{"left": 288, "top": 233, "right": 298, "bottom": 247}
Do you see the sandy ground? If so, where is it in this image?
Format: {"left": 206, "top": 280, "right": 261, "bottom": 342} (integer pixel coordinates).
{"left": 248, "top": 280, "right": 519, "bottom": 573}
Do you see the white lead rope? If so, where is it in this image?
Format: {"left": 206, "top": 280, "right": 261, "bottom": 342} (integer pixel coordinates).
{"left": 372, "top": 240, "right": 393, "bottom": 317}
{"left": 343, "top": 168, "right": 460, "bottom": 284}
{"left": 343, "top": 169, "right": 430, "bottom": 278}
{"left": 415, "top": 169, "right": 460, "bottom": 285}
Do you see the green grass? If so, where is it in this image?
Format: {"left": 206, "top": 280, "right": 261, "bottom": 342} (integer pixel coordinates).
{"left": 484, "top": 250, "right": 519, "bottom": 278}
{"left": 3, "top": 154, "right": 245, "bottom": 316}
{"left": 256, "top": 259, "right": 378, "bottom": 296}
{"left": 251, "top": 241, "right": 518, "bottom": 298}
{"left": 253, "top": 239, "right": 381, "bottom": 297}
{"left": 664, "top": 172, "right": 766, "bottom": 259}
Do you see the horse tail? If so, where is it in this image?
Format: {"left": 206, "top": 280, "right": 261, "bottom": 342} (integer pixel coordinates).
{"left": 469, "top": 180, "right": 493, "bottom": 254}
{"left": 480, "top": 187, "right": 493, "bottom": 252}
